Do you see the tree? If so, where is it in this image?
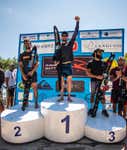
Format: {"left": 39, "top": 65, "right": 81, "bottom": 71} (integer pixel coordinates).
{"left": 0, "top": 57, "right": 18, "bottom": 70}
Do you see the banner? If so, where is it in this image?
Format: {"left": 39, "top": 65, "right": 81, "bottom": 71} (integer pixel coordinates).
{"left": 15, "top": 28, "right": 124, "bottom": 104}
{"left": 56, "top": 80, "right": 84, "bottom": 92}
{"left": 80, "top": 31, "right": 99, "bottom": 38}
{"left": 101, "top": 30, "right": 122, "bottom": 38}
{"left": 81, "top": 39, "right": 122, "bottom": 53}
{"left": 42, "top": 56, "right": 92, "bottom": 77}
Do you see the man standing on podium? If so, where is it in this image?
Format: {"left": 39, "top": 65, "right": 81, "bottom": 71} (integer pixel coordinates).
{"left": 19, "top": 38, "right": 39, "bottom": 110}
{"left": 54, "top": 16, "right": 80, "bottom": 102}
{"left": 86, "top": 49, "right": 109, "bottom": 117}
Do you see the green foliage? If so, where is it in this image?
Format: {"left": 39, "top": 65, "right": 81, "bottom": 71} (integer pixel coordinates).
{"left": 125, "top": 53, "right": 127, "bottom": 65}
{"left": 0, "top": 57, "right": 18, "bottom": 70}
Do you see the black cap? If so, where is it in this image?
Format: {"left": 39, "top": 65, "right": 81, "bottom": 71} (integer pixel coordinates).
{"left": 93, "top": 48, "right": 104, "bottom": 53}
{"left": 61, "top": 31, "right": 68, "bottom": 37}
{"left": 92, "top": 48, "right": 104, "bottom": 57}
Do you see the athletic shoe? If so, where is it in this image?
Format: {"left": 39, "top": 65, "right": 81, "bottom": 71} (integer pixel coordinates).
{"left": 88, "top": 108, "right": 93, "bottom": 116}
{"left": 67, "top": 97, "right": 73, "bottom": 102}
{"left": 102, "top": 109, "right": 109, "bottom": 117}
{"left": 57, "top": 97, "right": 64, "bottom": 102}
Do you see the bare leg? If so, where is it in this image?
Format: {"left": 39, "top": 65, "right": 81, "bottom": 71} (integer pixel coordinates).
{"left": 7, "top": 96, "right": 11, "bottom": 108}
{"left": 58, "top": 76, "right": 64, "bottom": 101}
{"left": 67, "top": 76, "right": 72, "bottom": 102}
{"left": 60, "top": 76, "right": 65, "bottom": 94}
{"left": 89, "top": 81, "right": 96, "bottom": 109}
{"left": 31, "top": 82, "right": 38, "bottom": 108}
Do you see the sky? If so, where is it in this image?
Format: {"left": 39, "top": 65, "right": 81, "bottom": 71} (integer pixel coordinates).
{"left": 0, "top": 0, "right": 127, "bottom": 59}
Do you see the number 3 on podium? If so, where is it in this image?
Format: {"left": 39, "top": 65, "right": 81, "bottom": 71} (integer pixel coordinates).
{"left": 109, "top": 131, "right": 115, "bottom": 142}
{"left": 61, "top": 115, "right": 70, "bottom": 134}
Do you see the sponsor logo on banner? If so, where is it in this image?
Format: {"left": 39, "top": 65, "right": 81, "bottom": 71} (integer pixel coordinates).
{"left": 73, "top": 41, "right": 78, "bottom": 51}
{"left": 39, "top": 33, "right": 54, "bottom": 40}
{"left": 42, "top": 56, "right": 92, "bottom": 77}
{"left": 35, "top": 42, "right": 55, "bottom": 54}
{"left": 38, "top": 80, "right": 52, "bottom": 90}
{"left": 18, "top": 92, "right": 33, "bottom": 101}
{"left": 80, "top": 31, "right": 99, "bottom": 38}
{"left": 21, "top": 34, "right": 38, "bottom": 41}
{"left": 56, "top": 80, "right": 84, "bottom": 92}
{"left": 20, "top": 42, "right": 54, "bottom": 54}
{"left": 81, "top": 39, "right": 122, "bottom": 52}
{"left": 20, "top": 43, "right": 37, "bottom": 53}
{"left": 101, "top": 30, "right": 122, "bottom": 37}
{"left": 63, "top": 32, "right": 78, "bottom": 40}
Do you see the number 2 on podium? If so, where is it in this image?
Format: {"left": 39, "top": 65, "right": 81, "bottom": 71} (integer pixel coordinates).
{"left": 61, "top": 115, "right": 70, "bottom": 134}
{"left": 14, "top": 126, "right": 22, "bottom": 136}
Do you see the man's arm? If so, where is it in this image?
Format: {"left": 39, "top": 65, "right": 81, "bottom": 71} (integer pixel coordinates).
{"left": 27, "top": 53, "right": 39, "bottom": 77}
{"left": 27, "top": 62, "right": 39, "bottom": 77}
{"left": 86, "top": 61, "right": 103, "bottom": 80}
{"left": 69, "top": 16, "right": 80, "bottom": 45}
{"left": 86, "top": 68, "right": 103, "bottom": 80}
{"left": 19, "top": 61, "right": 27, "bottom": 81}
{"left": 32, "top": 61, "right": 39, "bottom": 74}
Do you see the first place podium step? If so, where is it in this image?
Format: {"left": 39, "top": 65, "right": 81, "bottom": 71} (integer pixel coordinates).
{"left": 41, "top": 97, "right": 88, "bottom": 143}
{"left": 1, "top": 105, "right": 44, "bottom": 143}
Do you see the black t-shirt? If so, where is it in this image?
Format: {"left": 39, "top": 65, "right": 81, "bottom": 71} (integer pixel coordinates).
{"left": 87, "top": 59, "right": 106, "bottom": 81}
{"left": 60, "top": 43, "right": 74, "bottom": 63}
{"left": 53, "top": 21, "right": 79, "bottom": 63}
{"left": 19, "top": 51, "right": 38, "bottom": 73}
{"left": 0, "top": 69, "right": 4, "bottom": 88}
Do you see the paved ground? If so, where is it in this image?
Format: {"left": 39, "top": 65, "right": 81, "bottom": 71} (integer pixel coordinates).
{"left": 0, "top": 132, "right": 127, "bottom": 150}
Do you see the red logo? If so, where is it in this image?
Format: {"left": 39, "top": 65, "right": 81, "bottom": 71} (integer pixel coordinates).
{"left": 73, "top": 42, "right": 78, "bottom": 51}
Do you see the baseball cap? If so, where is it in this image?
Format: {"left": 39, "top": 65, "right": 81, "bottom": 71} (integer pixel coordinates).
{"left": 61, "top": 31, "right": 68, "bottom": 37}
{"left": 23, "top": 37, "right": 30, "bottom": 42}
{"left": 93, "top": 48, "right": 104, "bottom": 53}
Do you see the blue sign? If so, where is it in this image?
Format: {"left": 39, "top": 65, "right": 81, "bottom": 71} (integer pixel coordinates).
{"left": 15, "top": 28, "right": 124, "bottom": 104}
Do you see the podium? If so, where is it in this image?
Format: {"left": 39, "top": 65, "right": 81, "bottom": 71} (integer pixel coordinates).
{"left": 1, "top": 97, "right": 126, "bottom": 144}
{"left": 41, "top": 97, "right": 87, "bottom": 143}
{"left": 84, "top": 111, "right": 126, "bottom": 143}
{"left": 1, "top": 105, "right": 44, "bottom": 143}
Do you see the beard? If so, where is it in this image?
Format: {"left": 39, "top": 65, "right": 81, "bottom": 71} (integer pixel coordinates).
{"left": 62, "top": 40, "right": 67, "bottom": 45}
{"left": 25, "top": 44, "right": 31, "bottom": 50}
{"left": 96, "top": 54, "right": 102, "bottom": 59}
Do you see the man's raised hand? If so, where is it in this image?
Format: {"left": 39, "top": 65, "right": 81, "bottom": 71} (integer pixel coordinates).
{"left": 75, "top": 16, "right": 80, "bottom": 21}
